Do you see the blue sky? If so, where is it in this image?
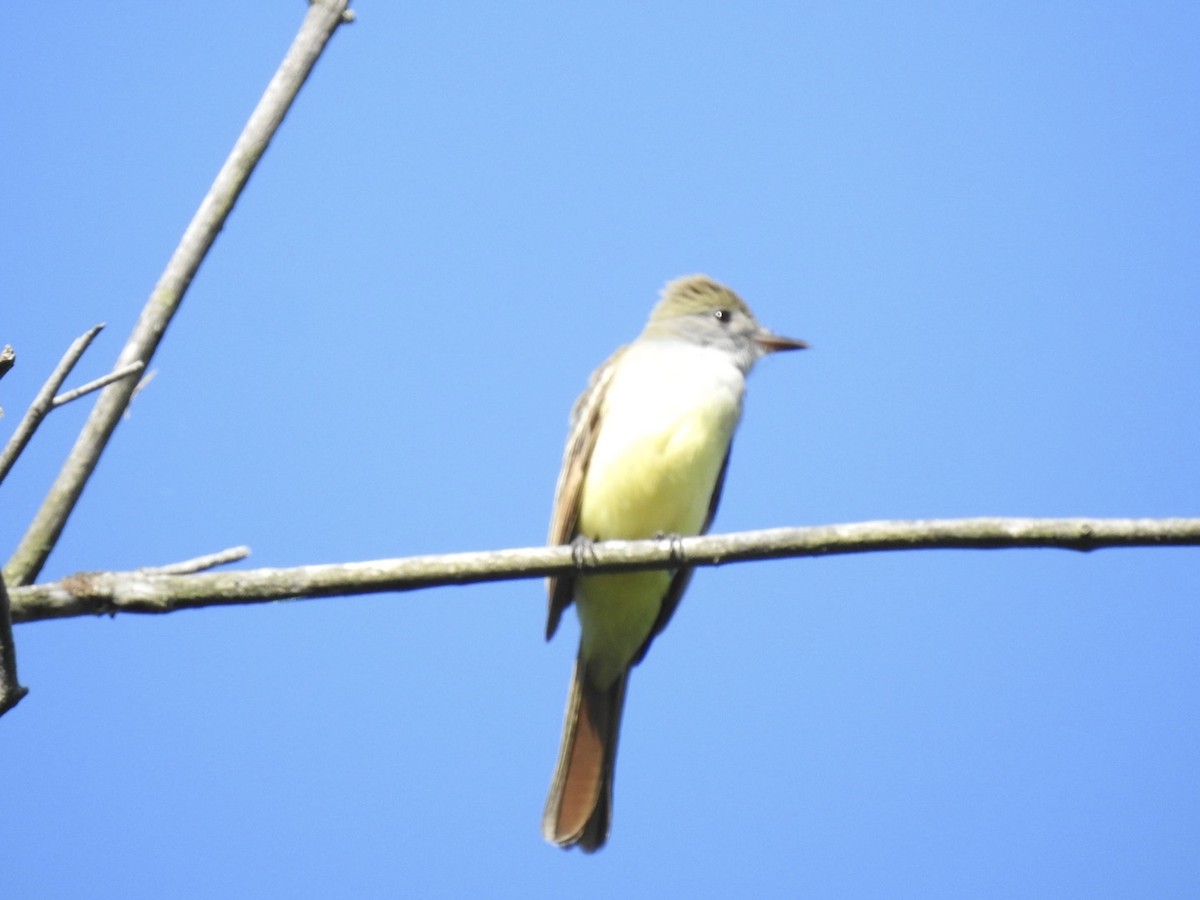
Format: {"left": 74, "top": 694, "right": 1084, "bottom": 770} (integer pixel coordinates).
{"left": 3, "top": 2, "right": 1199, "bottom": 897}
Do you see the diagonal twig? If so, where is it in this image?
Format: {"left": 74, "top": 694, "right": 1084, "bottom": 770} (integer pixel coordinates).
{"left": 52, "top": 361, "right": 145, "bottom": 408}
{"left": 3, "top": 0, "right": 353, "bottom": 588}
{"left": 0, "top": 325, "right": 106, "bottom": 487}
{"left": 137, "top": 546, "right": 251, "bottom": 576}
{"left": 9, "top": 517, "right": 1200, "bottom": 624}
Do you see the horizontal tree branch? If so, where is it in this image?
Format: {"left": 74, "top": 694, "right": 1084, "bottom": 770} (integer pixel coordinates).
{"left": 10, "top": 517, "right": 1200, "bottom": 624}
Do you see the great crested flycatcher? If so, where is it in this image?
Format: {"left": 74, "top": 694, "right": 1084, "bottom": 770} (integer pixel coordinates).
{"left": 542, "top": 274, "right": 807, "bottom": 851}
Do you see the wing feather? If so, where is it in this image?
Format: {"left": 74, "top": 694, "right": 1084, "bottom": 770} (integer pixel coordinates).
{"left": 545, "top": 347, "right": 625, "bottom": 640}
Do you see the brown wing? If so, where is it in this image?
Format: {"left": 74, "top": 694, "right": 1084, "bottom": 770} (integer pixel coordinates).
{"left": 630, "top": 443, "right": 733, "bottom": 667}
{"left": 545, "top": 347, "right": 625, "bottom": 640}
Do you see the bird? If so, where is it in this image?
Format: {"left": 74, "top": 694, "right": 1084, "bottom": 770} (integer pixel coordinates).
{"left": 542, "top": 274, "right": 807, "bottom": 851}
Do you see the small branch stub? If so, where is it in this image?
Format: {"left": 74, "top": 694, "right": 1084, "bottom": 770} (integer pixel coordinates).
{"left": 0, "top": 345, "right": 14, "bottom": 381}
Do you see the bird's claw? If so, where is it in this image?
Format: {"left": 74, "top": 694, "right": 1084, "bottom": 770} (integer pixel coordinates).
{"left": 653, "top": 531, "right": 687, "bottom": 564}
{"left": 570, "top": 534, "right": 598, "bottom": 570}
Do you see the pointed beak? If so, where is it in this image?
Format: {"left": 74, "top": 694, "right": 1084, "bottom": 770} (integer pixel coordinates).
{"left": 754, "top": 329, "right": 809, "bottom": 353}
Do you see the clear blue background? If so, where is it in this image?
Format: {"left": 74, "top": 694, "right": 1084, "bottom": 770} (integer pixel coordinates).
{"left": 3, "top": 3, "right": 1198, "bottom": 897}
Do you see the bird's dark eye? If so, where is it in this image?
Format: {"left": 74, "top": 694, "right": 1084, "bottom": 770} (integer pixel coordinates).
{"left": 713, "top": 309, "right": 731, "bottom": 324}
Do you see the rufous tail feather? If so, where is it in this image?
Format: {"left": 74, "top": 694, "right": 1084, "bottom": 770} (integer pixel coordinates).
{"left": 542, "top": 658, "right": 627, "bottom": 852}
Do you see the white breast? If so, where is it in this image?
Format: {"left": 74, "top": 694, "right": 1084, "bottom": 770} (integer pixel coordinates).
{"left": 577, "top": 340, "right": 746, "bottom": 541}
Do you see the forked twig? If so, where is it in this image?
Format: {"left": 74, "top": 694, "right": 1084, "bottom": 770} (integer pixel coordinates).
{"left": 0, "top": 325, "right": 107, "bottom": 486}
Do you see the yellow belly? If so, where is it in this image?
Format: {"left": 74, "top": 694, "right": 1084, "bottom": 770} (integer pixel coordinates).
{"left": 574, "top": 342, "right": 744, "bottom": 685}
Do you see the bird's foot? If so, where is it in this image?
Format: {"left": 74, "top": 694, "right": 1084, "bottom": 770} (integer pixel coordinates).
{"left": 653, "top": 531, "right": 687, "bottom": 564}
{"left": 570, "top": 534, "right": 598, "bottom": 570}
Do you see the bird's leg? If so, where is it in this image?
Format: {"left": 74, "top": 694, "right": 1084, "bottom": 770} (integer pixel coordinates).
{"left": 570, "top": 534, "right": 598, "bottom": 571}
{"left": 653, "top": 531, "right": 687, "bottom": 565}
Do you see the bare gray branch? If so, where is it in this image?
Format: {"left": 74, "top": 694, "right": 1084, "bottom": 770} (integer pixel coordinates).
{"left": 11, "top": 517, "right": 1200, "bottom": 624}
{"left": 0, "top": 325, "right": 105, "bottom": 487}
{"left": 3, "top": 0, "right": 353, "bottom": 588}
{"left": 51, "top": 361, "right": 145, "bottom": 408}
{"left": 137, "top": 546, "right": 251, "bottom": 576}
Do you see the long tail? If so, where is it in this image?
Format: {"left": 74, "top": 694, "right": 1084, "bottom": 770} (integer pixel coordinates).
{"left": 542, "top": 658, "right": 628, "bottom": 852}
